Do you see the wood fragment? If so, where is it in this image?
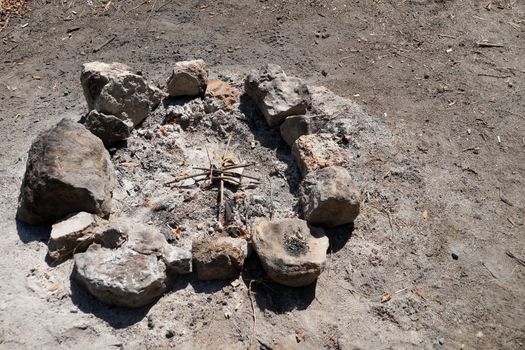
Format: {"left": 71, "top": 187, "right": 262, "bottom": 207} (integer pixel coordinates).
{"left": 478, "top": 73, "right": 511, "bottom": 78}
{"left": 93, "top": 35, "right": 116, "bottom": 53}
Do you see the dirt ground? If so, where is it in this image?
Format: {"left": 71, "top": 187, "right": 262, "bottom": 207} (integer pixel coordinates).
{"left": 1, "top": 0, "right": 524, "bottom": 349}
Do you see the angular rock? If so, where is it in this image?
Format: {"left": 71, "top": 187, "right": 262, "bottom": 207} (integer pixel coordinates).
{"left": 80, "top": 61, "right": 162, "bottom": 127}
{"left": 192, "top": 237, "right": 247, "bottom": 280}
{"left": 17, "top": 118, "right": 115, "bottom": 225}
{"left": 300, "top": 166, "right": 361, "bottom": 227}
{"left": 83, "top": 110, "right": 131, "bottom": 148}
{"left": 292, "top": 133, "right": 347, "bottom": 176}
{"left": 73, "top": 244, "right": 167, "bottom": 308}
{"left": 251, "top": 218, "right": 329, "bottom": 287}
{"left": 162, "top": 245, "right": 192, "bottom": 275}
{"left": 47, "top": 212, "right": 97, "bottom": 262}
{"left": 245, "top": 64, "right": 310, "bottom": 127}
{"left": 280, "top": 115, "right": 311, "bottom": 147}
{"left": 205, "top": 79, "right": 238, "bottom": 111}
{"left": 166, "top": 60, "right": 208, "bottom": 97}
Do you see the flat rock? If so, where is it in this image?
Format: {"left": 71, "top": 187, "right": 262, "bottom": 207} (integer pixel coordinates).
{"left": 292, "top": 133, "right": 347, "bottom": 176}
{"left": 280, "top": 115, "right": 312, "bottom": 147}
{"left": 300, "top": 166, "right": 361, "bottom": 227}
{"left": 166, "top": 59, "right": 208, "bottom": 97}
{"left": 192, "top": 237, "right": 247, "bottom": 280}
{"left": 205, "top": 79, "right": 238, "bottom": 110}
{"left": 47, "top": 212, "right": 97, "bottom": 262}
{"left": 73, "top": 244, "right": 167, "bottom": 308}
{"left": 245, "top": 64, "right": 310, "bottom": 127}
{"left": 17, "top": 118, "right": 115, "bottom": 225}
{"left": 251, "top": 218, "right": 329, "bottom": 287}
{"left": 80, "top": 61, "right": 162, "bottom": 127}
{"left": 83, "top": 110, "right": 131, "bottom": 148}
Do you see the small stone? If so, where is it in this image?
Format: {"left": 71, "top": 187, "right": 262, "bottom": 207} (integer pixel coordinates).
{"left": 73, "top": 244, "right": 168, "bottom": 308}
{"left": 47, "top": 212, "right": 97, "bottom": 262}
{"left": 80, "top": 62, "right": 162, "bottom": 127}
{"left": 280, "top": 115, "right": 311, "bottom": 147}
{"left": 162, "top": 245, "right": 192, "bottom": 274}
{"left": 192, "top": 237, "right": 247, "bottom": 281}
{"left": 165, "top": 329, "right": 175, "bottom": 338}
{"left": 245, "top": 64, "right": 310, "bottom": 127}
{"left": 300, "top": 166, "right": 361, "bottom": 227}
{"left": 17, "top": 118, "right": 115, "bottom": 225}
{"left": 452, "top": 252, "right": 459, "bottom": 260}
{"left": 251, "top": 218, "right": 329, "bottom": 287}
{"left": 166, "top": 59, "right": 208, "bottom": 97}
{"left": 292, "top": 133, "right": 347, "bottom": 176}
{"left": 205, "top": 79, "right": 238, "bottom": 111}
{"left": 83, "top": 110, "right": 131, "bottom": 148}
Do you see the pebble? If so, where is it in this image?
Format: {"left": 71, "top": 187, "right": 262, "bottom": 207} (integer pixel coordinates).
{"left": 451, "top": 252, "right": 459, "bottom": 260}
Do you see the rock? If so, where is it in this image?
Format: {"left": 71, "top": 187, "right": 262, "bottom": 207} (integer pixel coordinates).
{"left": 96, "top": 218, "right": 191, "bottom": 274}
{"left": 251, "top": 218, "right": 329, "bottom": 287}
{"left": 47, "top": 212, "right": 97, "bottom": 262}
{"left": 205, "top": 79, "right": 238, "bottom": 111}
{"left": 83, "top": 110, "right": 131, "bottom": 148}
{"left": 292, "top": 133, "right": 347, "bottom": 176}
{"left": 244, "top": 64, "right": 310, "bottom": 127}
{"left": 73, "top": 244, "right": 167, "bottom": 308}
{"left": 280, "top": 115, "right": 311, "bottom": 147}
{"left": 166, "top": 60, "right": 208, "bottom": 97}
{"left": 17, "top": 118, "right": 115, "bottom": 225}
{"left": 300, "top": 166, "right": 361, "bottom": 227}
{"left": 162, "top": 245, "right": 192, "bottom": 274}
{"left": 192, "top": 237, "right": 247, "bottom": 280}
{"left": 80, "top": 61, "right": 162, "bottom": 127}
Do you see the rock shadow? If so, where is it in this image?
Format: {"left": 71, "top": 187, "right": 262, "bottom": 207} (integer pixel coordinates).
{"left": 16, "top": 219, "right": 51, "bottom": 243}
{"left": 190, "top": 277, "right": 233, "bottom": 295}
{"left": 238, "top": 94, "right": 302, "bottom": 195}
{"left": 70, "top": 276, "right": 153, "bottom": 329}
{"left": 323, "top": 223, "right": 354, "bottom": 253}
{"left": 241, "top": 254, "right": 316, "bottom": 314}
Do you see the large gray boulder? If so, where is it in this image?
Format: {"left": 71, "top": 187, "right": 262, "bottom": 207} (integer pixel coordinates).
{"left": 80, "top": 62, "right": 162, "bottom": 127}
{"left": 17, "top": 119, "right": 115, "bottom": 225}
{"left": 83, "top": 110, "right": 131, "bottom": 148}
{"left": 251, "top": 218, "right": 329, "bottom": 287}
{"left": 166, "top": 60, "right": 208, "bottom": 97}
{"left": 245, "top": 64, "right": 310, "bottom": 127}
{"left": 300, "top": 166, "right": 361, "bottom": 227}
{"left": 73, "top": 244, "right": 168, "bottom": 308}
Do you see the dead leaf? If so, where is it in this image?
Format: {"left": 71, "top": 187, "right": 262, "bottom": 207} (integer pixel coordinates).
{"left": 174, "top": 227, "right": 182, "bottom": 240}
{"left": 422, "top": 209, "right": 429, "bottom": 220}
{"left": 179, "top": 171, "right": 188, "bottom": 177}
{"left": 119, "top": 161, "right": 140, "bottom": 168}
{"left": 48, "top": 283, "right": 59, "bottom": 292}
{"left": 381, "top": 293, "right": 392, "bottom": 303}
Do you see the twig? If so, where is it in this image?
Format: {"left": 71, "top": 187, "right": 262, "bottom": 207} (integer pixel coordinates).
{"left": 506, "top": 251, "right": 525, "bottom": 267}
{"left": 438, "top": 34, "right": 457, "bottom": 39}
{"left": 165, "top": 171, "right": 210, "bottom": 185}
{"left": 219, "top": 135, "right": 233, "bottom": 221}
{"left": 481, "top": 262, "right": 498, "bottom": 279}
{"left": 93, "top": 35, "right": 116, "bottom": 52}
{"left": 478, "top": 73, "right": 511, "bottom": 78}
{"left": 477, "top": 41, "right": 505, "bottom": 48}
{"left": 130, "top": 0, "right": 149, "bottom": 11}
{"left": 267, "top": 176, "right": 274, "bottom": 220}
{"left": 248, "top": 280, "right": 257, "bottom": 348}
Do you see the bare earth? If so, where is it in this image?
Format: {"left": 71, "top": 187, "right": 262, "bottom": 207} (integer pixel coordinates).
{"left": 0, "top": 1, "right": 524, "bottom": 349}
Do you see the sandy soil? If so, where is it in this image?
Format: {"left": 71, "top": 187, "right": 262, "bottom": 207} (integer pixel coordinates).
{"left": 0, "top": 1, "right": 524, "bottom": 349}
